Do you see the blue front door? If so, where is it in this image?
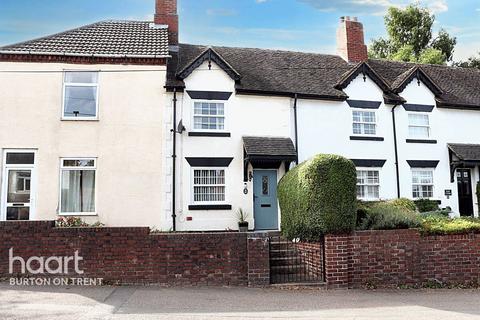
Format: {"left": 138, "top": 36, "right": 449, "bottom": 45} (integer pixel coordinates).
{"left": 253, "top": 170, "right": 279, "bottom": 230}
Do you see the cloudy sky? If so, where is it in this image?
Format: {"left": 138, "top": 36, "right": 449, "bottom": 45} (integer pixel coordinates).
{"left": 0, "top": 0, "right": 479, "bottom": 61}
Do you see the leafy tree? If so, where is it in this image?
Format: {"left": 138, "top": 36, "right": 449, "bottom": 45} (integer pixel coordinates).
{"left": 369, "top": 4, "right": 456, "bottom": 65}
{"left": 454, "top": 53, "right": 480, "bottom": 69}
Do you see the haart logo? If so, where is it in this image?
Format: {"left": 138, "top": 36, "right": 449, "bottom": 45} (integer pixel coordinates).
{"left": 9, "top": 248, "right": 84, "bottom": 275}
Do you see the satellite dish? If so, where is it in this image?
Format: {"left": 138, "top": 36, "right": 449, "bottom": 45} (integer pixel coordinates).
{"left": 177, "top": 120, "right": 186, "bottom": 134}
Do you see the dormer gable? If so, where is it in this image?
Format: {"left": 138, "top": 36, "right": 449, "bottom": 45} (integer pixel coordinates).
{"left": 176, "top": 47, "right": 241, "bottom": 81}
{"left": 391, "top": 66, "right": 442, "bottom": 96}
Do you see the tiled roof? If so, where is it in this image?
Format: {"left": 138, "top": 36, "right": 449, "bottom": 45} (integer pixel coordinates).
{"left": 243, "top": 136, "right": 297, "bottom": 159}
{"left": 168, "top": 44, "right": 480, "bottom": 109}
{"left": 0, "top": 20, "right": 169, "bottom": 58}
{"left": 448, "top": 144, "right": 480, "bottom": 161}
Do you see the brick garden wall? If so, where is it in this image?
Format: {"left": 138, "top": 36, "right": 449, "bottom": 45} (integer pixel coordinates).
{"left": 324, "top": 229, "right": 480, "bottom": 289}
{"left": 0, "top": 221, "right": 270, "bottom": 287}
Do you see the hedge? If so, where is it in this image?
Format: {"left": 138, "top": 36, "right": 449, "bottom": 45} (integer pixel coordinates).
{"left": 278, "top": 154, "right": 357, "bottom": 240}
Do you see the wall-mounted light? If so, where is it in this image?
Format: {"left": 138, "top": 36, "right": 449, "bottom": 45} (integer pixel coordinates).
{"left": 243, "top": 183, "right": 248, "bottom": 195}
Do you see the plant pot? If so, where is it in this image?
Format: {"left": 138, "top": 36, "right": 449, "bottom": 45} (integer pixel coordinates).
{"left": 238, "top": 222, "right": 249, "bottom": 232}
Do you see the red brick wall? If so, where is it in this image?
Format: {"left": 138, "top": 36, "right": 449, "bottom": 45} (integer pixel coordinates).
{"left": 154, "top": 0, "right": 179, "bottom": 44}
{"left": 324, "top": 230, "right": 480, "bottom": 289}
{"left": 0, "top": 221, "right": 269, "bottom": 286}
{"left": 295, "top": 242, "right": 324, "bottom": 280}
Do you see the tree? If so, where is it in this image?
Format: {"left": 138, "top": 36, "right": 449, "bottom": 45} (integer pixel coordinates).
{"left": 454, "top": 53, "right": 480, "bottom": 69}
{"left": 369, "top": 4, "right": 456, "bottom": 65}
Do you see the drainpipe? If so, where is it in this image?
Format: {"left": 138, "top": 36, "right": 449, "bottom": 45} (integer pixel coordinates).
{"left": 391, "top": 104, "right": 401, "bottom": 198}
{"left": 293, "top": 94, "right": 299, "bottom": 164}
{"left": 171, "top": 88, "right": 178, "bottom": 231}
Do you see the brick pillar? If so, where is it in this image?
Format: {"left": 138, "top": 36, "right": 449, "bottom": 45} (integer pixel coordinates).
{"left": 324, "top": 234, "right": 353, "bottom": 289}
{"left": 154, "top": 0, "right": 179, "bottom": 45}
{"left": 247, "top": 234, "right": 270, "bottom": 287}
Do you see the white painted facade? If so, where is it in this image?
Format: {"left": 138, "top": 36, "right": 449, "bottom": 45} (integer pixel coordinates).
{"left": 167, "top": 64, "right": 480, "bottom": 231}
{"left": 0, "top": 62, "right": 168, "bottom": 227}
{"left": 166, "top": 61, "right": 292, "bottom": 231}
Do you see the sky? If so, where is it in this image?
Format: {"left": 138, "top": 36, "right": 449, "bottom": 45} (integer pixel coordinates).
{"left": 0, "top": 0, "right": 479, "bottom": 61}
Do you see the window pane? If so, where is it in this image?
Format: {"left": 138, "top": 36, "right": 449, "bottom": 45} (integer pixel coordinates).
{"left": 7, "top": 170, "right": 31, "bottom": 203}
{"left": 363, "top": 124, "right": 376, "bottom": 135}
{"left": 64, "top": 86, "right": 97, "bottom": 117}
{"left": 63, "top": 159, "right": 95, "bottom": 167}
{"left": 409, "top": 114, "right": 429, "bottom": 126}
{"left": 193, "top": 169, "right": 225, "bottom": 202}
{"left": 6, "top": 152, "right": 35, "bottom": 165}
{"left": 409, "top": 126, "right": 429, "bottom": 138}
{"left": 61, "top": 170, "right": 96, "bottom": 213}
{"left": 6, "top": 207, "right": 29, "bottom": 221}
{"left": 362, "top": 112, "right": 375, "bottom": 123}
{"left": 65, "top": 72, "right": 98, "bottom": 84}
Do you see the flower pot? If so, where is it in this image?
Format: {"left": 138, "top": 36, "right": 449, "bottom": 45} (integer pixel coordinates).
{"left": 238, "top": 221, "right": 249, "bottom": 232}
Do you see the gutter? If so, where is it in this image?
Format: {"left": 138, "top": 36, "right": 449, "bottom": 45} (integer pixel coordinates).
{"left": 0, "top": 50, "right": 171, "bottom": 59}
{"left": 391, "top": 104, "right": 401, "bottom": 198}
{"left": 293, "top": 94, "right": 299, "bottom": 164}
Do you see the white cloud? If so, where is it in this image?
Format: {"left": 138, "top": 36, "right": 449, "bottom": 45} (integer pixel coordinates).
{"left": 256, "top": 0, "right": 269, "bottom": 3}
{"left": 297, "top": 0, "right": 448, "bottom": 15}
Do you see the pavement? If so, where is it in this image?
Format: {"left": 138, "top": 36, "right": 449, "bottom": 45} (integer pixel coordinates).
{"left": 0, "top": 283, "right": 480, "bottom": 320}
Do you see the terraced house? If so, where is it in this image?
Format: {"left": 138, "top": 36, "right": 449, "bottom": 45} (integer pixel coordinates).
{"left": 0, "top": 11, "right": 174, "bottom": 228}
{"left": 1, "top": 0, "right": 480, "bottom": 231}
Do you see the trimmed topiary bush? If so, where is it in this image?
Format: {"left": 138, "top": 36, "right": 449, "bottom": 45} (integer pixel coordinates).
{"left": 357, "top": 203, "right": 421, "bottom": 230}
{"left": 278, "top": 154, "right": 357, "bottom": 241}
{"left": 415, "top": 199, "right": 439, "bottom": 212}
{"left": 388, "top": 198, "right": 416, "bottom": 212}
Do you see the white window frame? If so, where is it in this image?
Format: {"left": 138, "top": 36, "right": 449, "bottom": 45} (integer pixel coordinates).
{"left": 352, "top": 110, "right": 377, "bottom": 136}
{"left": 59, "top": 157, "right": 98, "bottom": 216}
{"left": 1, "top": 149, "right": 37, "bottom": 221}
{"left": 191, "top": 167, "right": 227, "bottom": 205}
{"left": 412, "top": 168, "right": 434, "bottom": 199}
{"left": 62, "top": 71, "right": 100, "bottom": 121}
{"left": 408, "top": 112, "right": 431, "bottom": 139}
{"left": 356, "top": 168, "right": 381, "bottom": 201}
{"left": 191, "top": 100, "right": 227, "bottom": 132}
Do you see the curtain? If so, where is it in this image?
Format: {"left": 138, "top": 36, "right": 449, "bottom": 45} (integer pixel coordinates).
{"left": 61, "top": 170, "right": 95, "bottom": 213}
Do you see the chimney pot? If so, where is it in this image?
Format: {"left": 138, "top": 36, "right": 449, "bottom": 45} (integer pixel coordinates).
{"left": 336, "top": 16, "right": 368, "bottom": 63}
{"left": 154, "top": 0, "right": 178, "bottom": 45}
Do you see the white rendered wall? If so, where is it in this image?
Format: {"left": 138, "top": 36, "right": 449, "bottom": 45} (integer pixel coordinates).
{"left": 169, "top": 61, "right": 292, "bottom": 231}
{"left": 0, "top": 62, "right": 167, "bottom": 226}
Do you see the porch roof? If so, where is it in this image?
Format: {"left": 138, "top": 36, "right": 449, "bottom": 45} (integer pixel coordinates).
{"left": 243, "top": 136, "right": 297, "bottom": 161}
{"left": 448, "top": 144, "right": 480, "bottom": 162}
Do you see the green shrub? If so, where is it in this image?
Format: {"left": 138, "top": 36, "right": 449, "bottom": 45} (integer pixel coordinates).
{"left": 415, "top": 199, "right": 439, "bottom": 212}
{"left": 421, "top": 216, "right": 480, "bottom": 235}
{"left": 278, "top": 154, "right": 357, "bottom": 240}
{"left": 357, "top": 203, "right": 421, "bottom": 230}
{"left": 388, "top": 198, "right": 416, "bottom": 212}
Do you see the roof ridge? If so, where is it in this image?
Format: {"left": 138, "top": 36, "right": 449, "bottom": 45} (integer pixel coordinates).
{"left": 180, "top": 43, "right": 343, "bottom": 58}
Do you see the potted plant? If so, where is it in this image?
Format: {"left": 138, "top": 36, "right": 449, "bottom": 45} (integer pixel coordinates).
{"left": 237, "top": 208, "right": 249, "bottom": 232}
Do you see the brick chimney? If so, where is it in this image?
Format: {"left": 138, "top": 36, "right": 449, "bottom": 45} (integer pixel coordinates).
{"left": 336, "top": 16, "right": 368, "bottom": 63}
{"left": 154, "top": 0, "right": 179, "bottom": 45}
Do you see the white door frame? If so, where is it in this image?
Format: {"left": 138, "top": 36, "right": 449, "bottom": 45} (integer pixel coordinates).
{"left": 1, "top": 149, "right": 37, "bottom": 221}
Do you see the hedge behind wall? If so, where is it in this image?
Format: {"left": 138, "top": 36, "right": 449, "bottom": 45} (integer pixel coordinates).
{"left": 278, "top": 154, "right": 357, "bottom": 241}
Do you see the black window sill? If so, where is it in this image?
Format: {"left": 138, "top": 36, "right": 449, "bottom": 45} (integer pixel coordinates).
{"left": 406, "top": 139, "right": 437, "bottom": 144}
{"left": 188, "top": 205, "right": 232, "bottom": 211}
{"left": 188, "top": 132, "right": 231, "bottom": 137}
{"left": 350, "top": 136, "right": 385, "bottom": 141}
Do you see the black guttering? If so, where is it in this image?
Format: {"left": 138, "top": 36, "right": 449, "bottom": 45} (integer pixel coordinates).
{"left": 293, "top": 94, "right": 299, "bottom": 164}
{"left": 391, "top": 104, "right": 401, "bottom": 198}
{"left": 171, "top": 88, "right": 178, "bottom": 231}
